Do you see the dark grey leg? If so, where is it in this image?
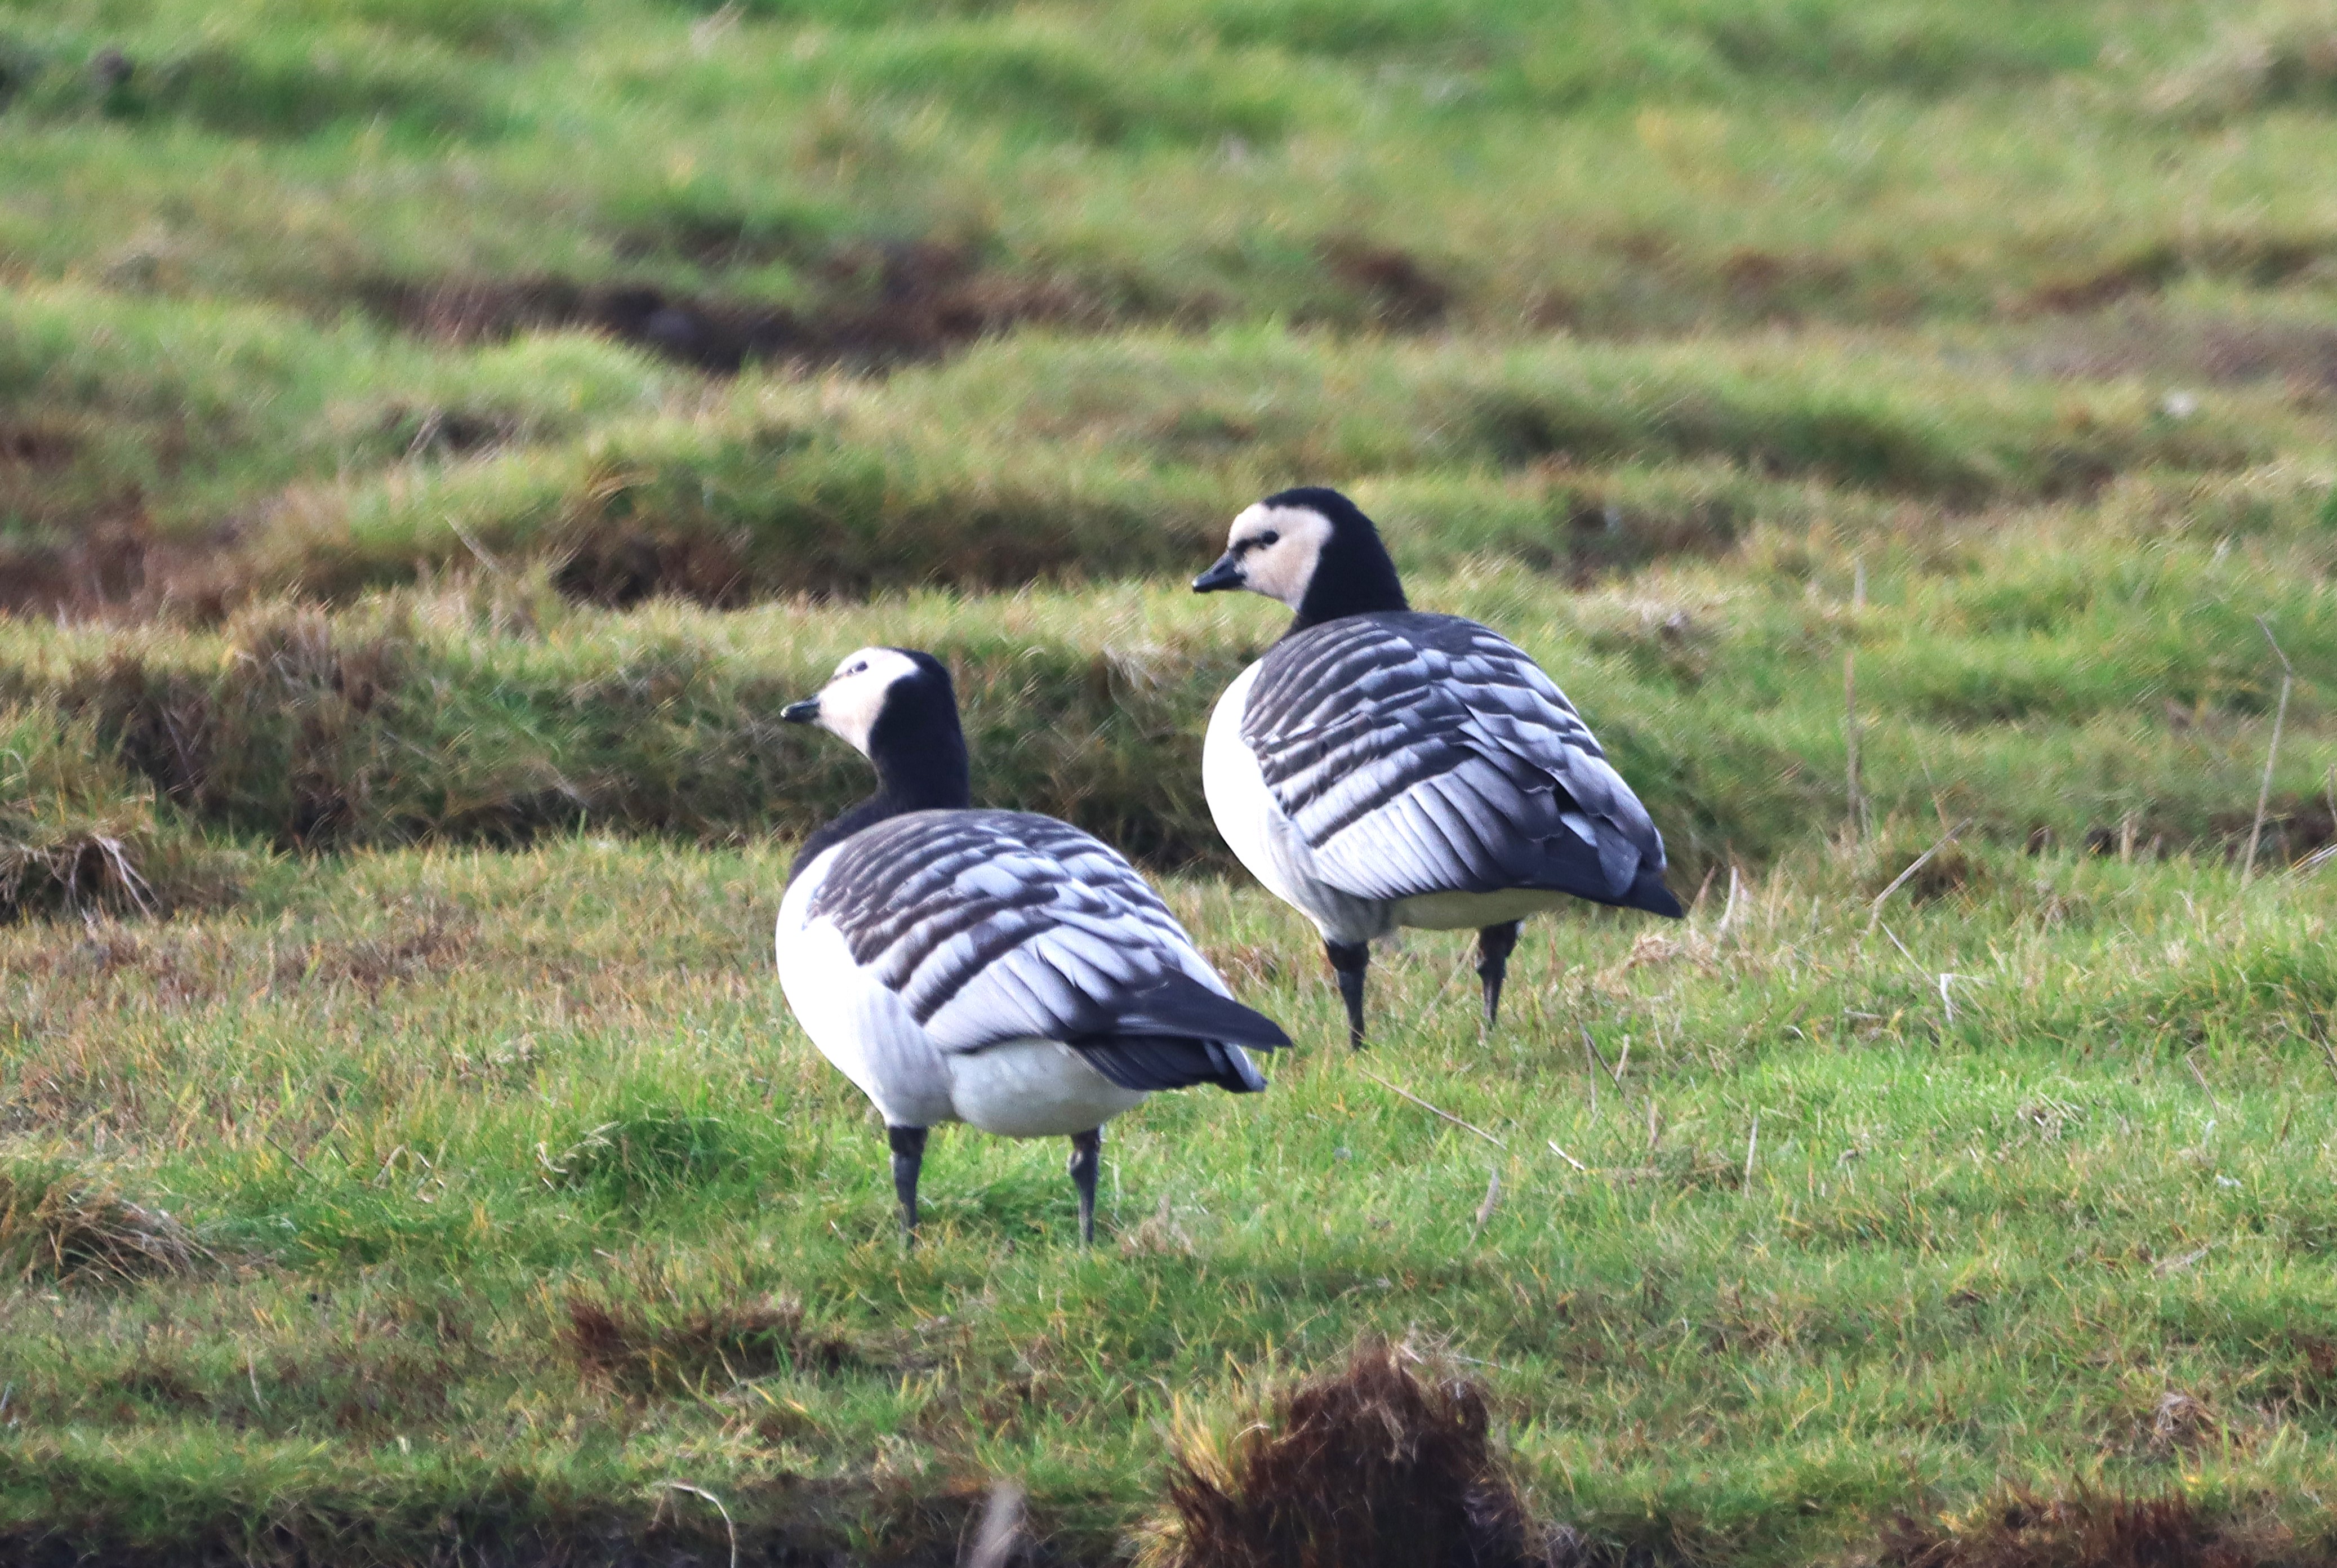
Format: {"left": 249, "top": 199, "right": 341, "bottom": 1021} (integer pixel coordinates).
{"left": 1477, "top": 921, "right": 1523, "bottom": 1031}
{"left": 1325, "top": 939, "right": 1370, "bottom": 1050}
{"left": 887, "top": 1125, "right": 927, "bottom": 1246}
{"left": 1068, "top": 1128, "right": 1103, "bottom": 1246}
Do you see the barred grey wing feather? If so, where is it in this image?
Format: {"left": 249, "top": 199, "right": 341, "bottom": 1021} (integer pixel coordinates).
{"left": 807, "top": 810, "right": 1284, "bottom": 1075}
{"left": 1240, "top": 612, "right": 1670, "bottom": 909}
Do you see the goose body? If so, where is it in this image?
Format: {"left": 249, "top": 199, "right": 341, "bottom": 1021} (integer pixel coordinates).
{"left": 774, "top": 648, "right": 1288, "bottom": 1242}
{"left": 1194, "top": 488, "right": 1681, "bottom": 1045}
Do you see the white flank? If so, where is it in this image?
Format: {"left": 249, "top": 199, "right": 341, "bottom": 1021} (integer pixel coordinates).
{"left": 775, "top": 846, "right": 956, "bottom": 1128}
{"left": 1203, "top": 662, "right": 1388, "bottom": 945}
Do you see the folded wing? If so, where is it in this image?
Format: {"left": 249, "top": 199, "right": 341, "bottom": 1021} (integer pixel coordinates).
{"left": 1240, "top": 613, "right": 1680, "bottom": 915}
{"left": 808, "top": 810, "right": 1289, "bottom": 1090}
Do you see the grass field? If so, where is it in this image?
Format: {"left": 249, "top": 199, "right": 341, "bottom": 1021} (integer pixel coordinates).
{"left": 7, "top": 0, "right": 2337, "bottom": 1562}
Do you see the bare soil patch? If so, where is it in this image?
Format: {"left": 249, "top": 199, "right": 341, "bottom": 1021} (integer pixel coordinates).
{"left": 2028, "top": 234, "right": 2332, "bottom": 314}
{"left": 1318, "top": 238, "right": 1453, "bottom": 329}
{"left": 1878, "top": 1490, "right": 2321, "bottom": 1568}
{"left": 358, "top": 243, "right": 1096, "bottom": 374}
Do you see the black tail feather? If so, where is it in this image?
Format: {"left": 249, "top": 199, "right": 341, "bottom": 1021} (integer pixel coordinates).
{"left": 1501, "top": 829, "right": 1684, "bottom": 917}
{"left": 1623, "top": 862, "right": 1684, "bottom": 917}
{"left": 1090, "top": 972, "right": 1292, "bottom": 1050}
{"left": 1066, "top": 973, "right": 1287, "bottom": 1094}
{"left": 1073, "top": 1036, "right": 1267, "bottom": 1093}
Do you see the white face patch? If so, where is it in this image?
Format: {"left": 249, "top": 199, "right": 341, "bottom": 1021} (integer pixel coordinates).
{"left": 813, "top": 647, "right": 922, "bottom": 755}
{"left": 1223, "top": 504, "right": 1333, "bottom": 609}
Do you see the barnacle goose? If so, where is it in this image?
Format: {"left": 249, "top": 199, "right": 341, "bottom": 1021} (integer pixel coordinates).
{"left": 1192, "top": 487, "right": 1683, "bottom": 1048}
{"left": 774, "top": 647, "right": 1290, "bottom": 1245}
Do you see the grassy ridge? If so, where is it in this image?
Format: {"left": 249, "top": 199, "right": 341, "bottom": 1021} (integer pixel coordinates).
{"left": 281, "top": 323, "right": 2305, "bottom": 605}
{"left": 3, "top": 841, "right": 2337, "bottom": 1562}
{"left": 7, "top": 470, "right": 2337, "bottom": 892}
{"left": 6, "top": 285, "right": 2325, "bottom": 609}
{"left": 9, "top": 0, "right": 2337, "bottom": 614}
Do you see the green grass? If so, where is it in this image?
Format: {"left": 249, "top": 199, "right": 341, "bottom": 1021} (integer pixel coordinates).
{"left": 3, "top": 0, "right": 2332, "bottom": 336}
{"left": 11, "top": 0, "right": 2337, "bottom": 1558}
{"left": 5, "top": 843, "right": 2337, "bottom": 1562}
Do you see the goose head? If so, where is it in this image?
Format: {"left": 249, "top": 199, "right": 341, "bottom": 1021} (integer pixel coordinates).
{"left": 784, "top": 647, "right": 972, "bottom": 809}
{"left": 1192, "top": 486, "right": 1408, "bottom": 628}
{"left": 781, "top": 647, "right": 937, "bottom": 755}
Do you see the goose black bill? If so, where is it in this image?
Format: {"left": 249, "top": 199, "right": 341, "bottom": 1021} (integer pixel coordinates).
{"left": 1191, "top": 553, "right": 1243, "bottom": 593}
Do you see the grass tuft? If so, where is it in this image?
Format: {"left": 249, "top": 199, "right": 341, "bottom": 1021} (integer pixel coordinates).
{"left": 1139, "top": 1338, "right": 1539, "bottom": 1568}
{"left": 0, "top": 706, "right": 239, "bottom": 920}
{"left": 0, "top": 1159, "right": 204, "bottom": 1285}
{"left": 546, "top": 1113, "right": 737, "bottom": 1202}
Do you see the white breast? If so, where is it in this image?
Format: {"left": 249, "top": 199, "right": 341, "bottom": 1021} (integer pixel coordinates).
{"left": 776, "top": 847, "right": 956, "bottom": 1128}
{"left": 1203, "top": 662, "right": 1392, "bottom": 945}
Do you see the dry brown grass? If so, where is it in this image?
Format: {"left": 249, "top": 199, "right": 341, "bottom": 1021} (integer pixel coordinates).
{"left": 0, "top": 706, "right": 243, "bottom": 920}
{"left": 0, "top": 1161, "right": 206, "bottom": 1285}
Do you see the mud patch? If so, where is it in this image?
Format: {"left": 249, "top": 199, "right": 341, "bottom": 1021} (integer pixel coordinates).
{"left": 1718, "top": 247, "right": 1859, "bottom": 321}
{"left": 563, "top": 1291, "right": 860, "bottom": 1396}
{"left": 2029, "top": 234, "right": 2331, "bottom": 313}
{"left": 2209, "top": 801, "right": 2337, "bottom": 867}
{"left": 2012, "top": 309, "right": 2337, "bottom": 392}
{"left": 0, "top": 416, "right": 81, "bottom": 471}
{"left": 1318, "top": 237, "right": 1452, "bottom": 329}
{"left": 359, "top": 243, "right": 1091, "bottom": 373}
{"left": 0, "top": 509, "right": 244, "bottom": 621}
{"left": 1879, "top": 1490, "right": 2305, "bottom": 1568}
{"left": 551, "top": 528, "right": 754, "bottom": 610}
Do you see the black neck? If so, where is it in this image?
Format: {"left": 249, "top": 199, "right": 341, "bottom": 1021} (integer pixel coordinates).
{"left": 1289, "top": 529, "right": 1408, "bottom": 634}
{"left": 788, "top": 678, "right": 971, "bottom": 883}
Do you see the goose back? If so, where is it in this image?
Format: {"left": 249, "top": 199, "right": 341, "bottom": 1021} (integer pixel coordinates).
{"left": 1236, "top": 612, "right": 1679, "bottom": 915}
